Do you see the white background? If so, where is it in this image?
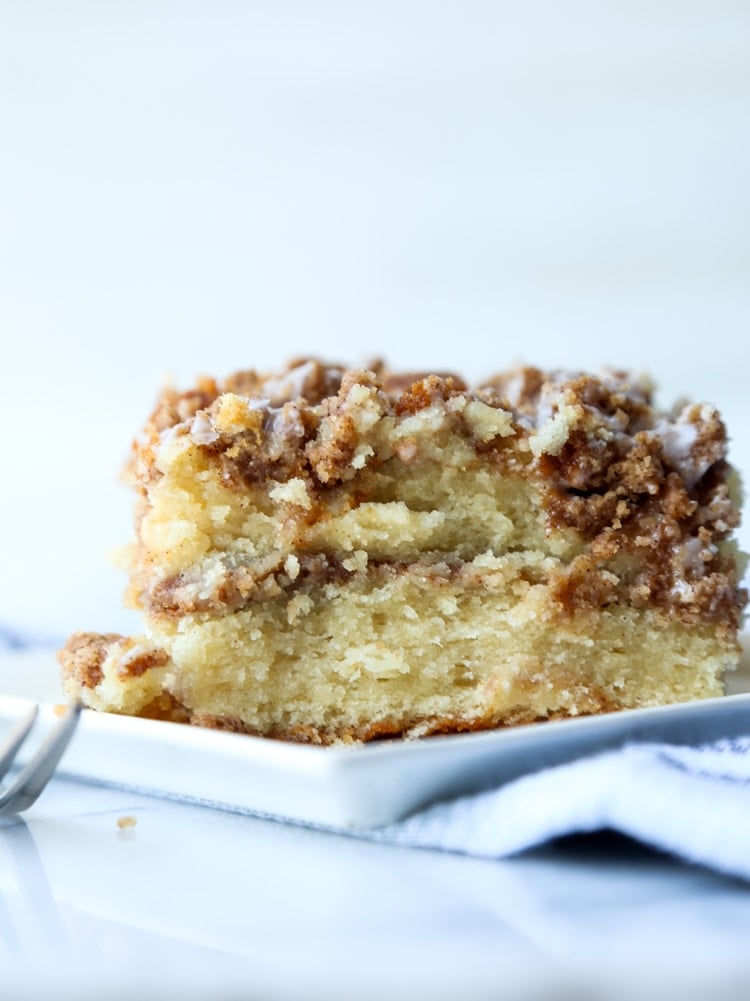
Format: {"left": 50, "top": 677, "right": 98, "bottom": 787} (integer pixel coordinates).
{"left": 1, "top": 0, "right": 749, "bottom": 639}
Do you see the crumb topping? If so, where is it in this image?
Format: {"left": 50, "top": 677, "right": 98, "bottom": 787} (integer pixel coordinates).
{"left": 57, "top": 633, "right": 170, "bottom": 688}
{"left": 57, "top": 632, "right": 124, "bottom": 689}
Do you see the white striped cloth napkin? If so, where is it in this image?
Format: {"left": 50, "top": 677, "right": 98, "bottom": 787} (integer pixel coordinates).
{"left": 373, "top": 738, "right": 750, "bottom": 880}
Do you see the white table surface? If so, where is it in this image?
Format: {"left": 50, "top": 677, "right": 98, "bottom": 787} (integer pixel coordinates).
{"left": 3, "top": 764, "right": 750, "bottom": 1001}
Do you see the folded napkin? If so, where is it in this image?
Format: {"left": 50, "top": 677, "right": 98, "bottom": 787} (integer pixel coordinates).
{"left": 372, "top": 737, "right": 750, "bottom": 881}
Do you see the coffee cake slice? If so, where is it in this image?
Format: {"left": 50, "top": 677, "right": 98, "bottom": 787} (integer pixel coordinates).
{"left": 59, "top": 360, "right": 746, "bottom": 743}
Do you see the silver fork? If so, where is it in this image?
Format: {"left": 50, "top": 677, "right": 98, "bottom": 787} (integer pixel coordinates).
{"left": 0, "top": 703, "right": 81, "bottom": 816}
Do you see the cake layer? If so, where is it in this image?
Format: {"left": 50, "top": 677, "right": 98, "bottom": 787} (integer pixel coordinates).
{"left": 124, "top": 363, "right": 742, "bottom": 634}
{"left": 61, "top": 558, "right": 733, "bottom": 743}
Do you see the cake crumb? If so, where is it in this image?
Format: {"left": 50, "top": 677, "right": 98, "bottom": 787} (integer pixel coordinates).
{"left": 117, "top": 815, "right": 138, "bottom": 830}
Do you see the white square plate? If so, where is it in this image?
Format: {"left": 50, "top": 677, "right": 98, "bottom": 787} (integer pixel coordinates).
{"left": 1, "top": 644, "right": 749, "bottom": 828}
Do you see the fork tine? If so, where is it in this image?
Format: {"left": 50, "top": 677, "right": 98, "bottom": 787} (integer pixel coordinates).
{"left": 0, "top": 703, "right": 82, "bottom": 817}
{"left": 0, "top": 706, "right": 39, "bottom": 780}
